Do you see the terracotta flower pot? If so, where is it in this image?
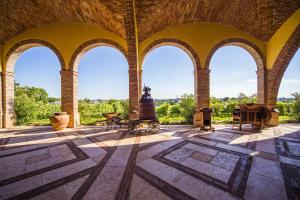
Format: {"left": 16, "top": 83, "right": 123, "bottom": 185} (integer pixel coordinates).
{"left": 50, "top": 112, "right": 69, "bottom": 131}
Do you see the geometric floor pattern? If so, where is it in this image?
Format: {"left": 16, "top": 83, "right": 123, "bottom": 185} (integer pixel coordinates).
{"left": 0, "top": 124, "right": 299, "bottom": 200}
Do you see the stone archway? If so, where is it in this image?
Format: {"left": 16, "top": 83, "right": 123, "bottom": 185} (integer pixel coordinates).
{"left": 65, "top": 39, "right": 128, "bottom": 127}
{"left": 140, "top": 38, "right": 207, "bottom": 112}
{"left": 205, "top": 38, "right": 266, "bottom": 104}
{"left": 3, "top": 39, "right": 64, "bottom": 128}
{"left": 267, "top": 25, "right": 300, "bottom": 108}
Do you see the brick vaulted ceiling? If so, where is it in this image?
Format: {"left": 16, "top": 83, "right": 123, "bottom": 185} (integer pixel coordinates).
{"left": 0, "top": 0, "right": 300, "bottom": 44}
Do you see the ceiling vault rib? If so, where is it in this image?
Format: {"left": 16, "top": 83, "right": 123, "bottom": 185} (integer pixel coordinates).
{"left": 0, "top": 0, "right": 299, "bottom": 43}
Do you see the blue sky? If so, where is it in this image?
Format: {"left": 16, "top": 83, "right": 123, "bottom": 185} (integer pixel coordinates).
{"left": 15, "top": 45, "right": 299, "bottom": 99}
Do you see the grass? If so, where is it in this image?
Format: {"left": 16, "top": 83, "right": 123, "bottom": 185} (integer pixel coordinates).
{"left": 80, "top": 117, "right": 106, "bottom": 126}
{"left": 212, "top": 116, "right": 232, "bottom": 124}
{"left": 279, "top": 115, "right": 298, "bottom": 123}
{"left": 18, "top": 115, "right": 300, "bottom": 126}
{"left": 158, "top": 116, "right": 188, "bottom": 125}
{"left": 27, "top": 119, "right": 51, "bottom": 126}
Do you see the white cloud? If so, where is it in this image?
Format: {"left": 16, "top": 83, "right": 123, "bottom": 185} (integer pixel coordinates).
{"left": 245, "top": 79, "right": 256, "bottom": 83}
{"left": 282, "top": 78, "right": 300, "bottom": 83}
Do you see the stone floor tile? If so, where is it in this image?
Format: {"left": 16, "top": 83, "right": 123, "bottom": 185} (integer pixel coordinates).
{"left": 0, "top": 144, "right": 37, "bottom": 157}
{"left": 83, "top": 166, "right": 126, "bottom": 200}
{"left": 129, "top": 175, "right": 151, "bottom": 199}
{"left": 73, "top": 138, "right": 107, "bottom": 158}
{"left": 187, "top": 137, "right": 217, "bottom": 146}
{"left": 139, "top": 138, "right": 184, "bottom": 158}
{"left": 244, "top": 171, "right": 287, "bottom": 200}
{"left": 184, "top": 143, "right": 218, "bottom": 156}
{"left": 209, "top": 151, "right": 239, "bottom": 170}
{"left": 251, "top": 157, "right": 283, "bottom": 181}
{"left": 30, "top": 185, "right": 69, "bottom": 200}
{"left": 42, "top": 159, "right": 96, "bottom": 184}
{"left": 285, "top": 141, "right": 300, "bottom": 156}
{"left": 130, "top": 186, "right": 172, "bottom": 200}
{"left": 137, "top": 158, "right": 184, "bottom": 183}
{"left": 217, "top": 132, "right": 234, "bottom": 139}
{"left": 216, "top": 143, "right": 254, "bottom": 155}
{"left": 0, "top": 174, "right": 43, "bottom": 199}
{"left": 64, "top": 175, "right": 89, "bottom": 199}
{"left": 25, "top": 152, "right": 51, "bottom": 165}
{"left": 191, "top": 151, "right": 213, "bottom": 162}
{"left": 279, "top": 155, "right": 300, "bottom": 167}
{"left": 229, "top": 135, "right": 250, "bottom": 146}
{"left": 129, "top": 175, "right": 152, "bottom": 199}
{"left": 25, "top": 157, "right": 56, "bottom": 173}
{"left": 0, "top": 159, "right": 25, "bottom": 181}
{"left": 255, "top": 140, "right": 276, "bottom": 154}
{"left": 1, "top": 125, "right": 299, "bottom": 200}
{"left": 106, "top": 148, "right": 132, "bottom": 167}
{"left": 164, "top": 147, "right": 194, "bottom": 162}
{"left": 174, "top": 172, "right": 236, "bottom": 200}
{"left": 180, "top": 157, "right": 232, "bottom": 183}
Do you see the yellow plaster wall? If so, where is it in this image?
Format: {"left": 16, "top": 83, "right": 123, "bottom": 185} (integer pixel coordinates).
{"left": 266, "top": 9, "right": 300, "bottom": 69}
{"left": 1, "top": 22, "right": 127, "bottom": 71}
{"left": 139, "top": 22, "right": 266, "bottom": 69}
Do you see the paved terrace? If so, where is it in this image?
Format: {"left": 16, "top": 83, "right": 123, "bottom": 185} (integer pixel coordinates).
{"left": 0, "top": 124, "right": 299, "bottom": 200}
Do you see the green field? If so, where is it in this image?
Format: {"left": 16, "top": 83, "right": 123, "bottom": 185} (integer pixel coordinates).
{"left": 14, "top": 84, "right": 300, "bottom": 126}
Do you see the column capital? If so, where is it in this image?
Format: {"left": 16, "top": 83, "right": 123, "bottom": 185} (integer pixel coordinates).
{"left": 60, "top": 70, "right": 78, "bottom": 76}
{"left": 256, "top": 67, "right": 266, "bottom": 73}
{"left": 128, "top": 68, "right": 138, "bottom": 73}
{"left": 194, "top": 68, "right": 210, "bottom": 73}
{"left": 2, "top": 71, "right": 15, "bottom": 77}
{"left": 194, "top": 68, "right": 210, "bottom": 75}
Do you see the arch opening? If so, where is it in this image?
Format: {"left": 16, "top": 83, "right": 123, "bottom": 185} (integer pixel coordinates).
{"left": 206, "top": 39, "right": 266, "bottom": 106}
{"left": 70, "top": 40, "right": 127, "bottom": 72}
{"left": 3, "top": 40, "right": 63, "bottom": 127}
{"left": 69, "top": 41, "right": 129, "bottom": 126}
{"left": 208, "top": 44, "right": 263, "bottom": 123}
{"left": 142, "top": 44, "right": 195, "bottom": 124}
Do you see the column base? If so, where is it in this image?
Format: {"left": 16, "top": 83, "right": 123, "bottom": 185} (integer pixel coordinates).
{"left": 267, "top": 111, "right": 279, "bottom": 126}
{"left": 2, "top": 114, "right": 15, "bottom": 128}
{"left": 129, "top": 111, "right": 139, "bottom": 120}
{"left": 193, "top": 112, "right": 203, "bottom": 127}
{"left": 68, "top": 112, "right": 80, "bottom": 128}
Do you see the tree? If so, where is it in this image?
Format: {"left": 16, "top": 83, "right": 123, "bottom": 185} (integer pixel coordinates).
{"left": 291, "top": 93, "right": 300, "bottom": 121}
{"left": 179, "top": 94, "right": 195, "bottom": 123}
{"left": 156, "top": 103, "right": 170, "bottom": 117}
{"left": 14, "top": 83, "right": 60, "bottom": 125}
{"left": 169, "top": 104, "right": 181, "bottom": 117}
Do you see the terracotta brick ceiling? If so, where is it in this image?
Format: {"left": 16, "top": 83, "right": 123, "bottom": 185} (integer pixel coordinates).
{"left": 0, "top": 0, "right": 300, "bottom": 44}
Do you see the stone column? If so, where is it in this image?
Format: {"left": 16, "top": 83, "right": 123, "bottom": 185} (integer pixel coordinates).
{"left": 193, "top": 68, "right": 210, "bottom": 127}
{"left": 138, "top": 69, "right": 143, "bottom": 99}
{"left": 256, "top": 67, "right": 267, "bottom": 105}
{"left": 194, "top": 68, "right": 210, "bottom": 111}
{"left": 0, "top": 72, "right": 3, "bottom": 128}
{"left": 2, "top": 71, "right": 15, "bottom": 128}
{"left": 123, "top": 0, "right": 140, "bottom": 119}
{"left": 266, "top": 70, "right": 278, "bottom": 109}
{"left": 61, "top": 70, "right": 80, "bottom": 128}
{"left": 128, "top": 68, "right": 139, "bottom": 119}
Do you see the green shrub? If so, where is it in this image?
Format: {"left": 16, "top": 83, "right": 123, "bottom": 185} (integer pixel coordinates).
{"left": 178, "top": 94, "right": 195, "bottom": 124}
{"left": 156, "top": 103, "right": 170, "bottom": 117}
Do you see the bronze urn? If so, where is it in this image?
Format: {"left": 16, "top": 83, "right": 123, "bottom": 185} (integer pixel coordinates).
{"left": 139, "top": 86, "right": 156, "bottom": 120}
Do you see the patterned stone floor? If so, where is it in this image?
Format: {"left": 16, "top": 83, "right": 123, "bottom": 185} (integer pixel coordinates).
{"left": 0, "top": 124, "right": 299, "bottom": 200}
